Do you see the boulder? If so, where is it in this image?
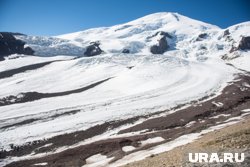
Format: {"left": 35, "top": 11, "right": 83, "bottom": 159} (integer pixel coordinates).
{"left": 84, "top": 41, "right": 103, "bottom": 57}
{"left": 0, "top": 32, "right": 34, "bottom": 60}
{"left": 237, "top": 36, "right": 250, "bottom": 50}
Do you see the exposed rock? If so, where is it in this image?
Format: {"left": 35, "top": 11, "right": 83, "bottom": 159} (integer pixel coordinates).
{"left": 0, "top": 78, "right": 111, "bottom": 107}
{"left": 122, "top": 49, "right": 130, "bottom": 54}
{"left": 200, "top": 46, "right": 207, "bottom": 50}
{"left": 221, "top": 54, "right": 228, "bottom": 60}
{"left": 225, "top": 36, "right": 234, "bottom": 42}
{"left": 149, "top": 31, "right": 171, "bottom": 54}
{"left": 84, "top": 41, "right": 103, "bottom": 57}
{"left": 216, "top": 44, "right": 224, "bottom": 50}
{"left": 0, "top": 55, "right": 4, "bottom": 61}
{"left": 148, "top": 31, "right": 172, "bottom": 39}
{"left": 0, "top": 32, "right": 34, "bottom": 60}
{"left": 229, "top": 46, "right": 237, "bottom": 53}
{"left": 150, "top": 36, "right": 169, "bottom": 54}
{"left": 237, "top": 36, "right": 250, "bottom": 50}
{"left": 127, "top": 66, "right": 134, "bottom": 69}
{"left": 199, "top": 33, "right": 208, "bottom": 38}
{"left": 223, "top": 29, "right": 230, "bottom": 37}
{"left": 223, "top": 51, "right": 240, "bottom": 59}
{"left": 196, "top": 33, "right": 208, "bottom": 41}
{"left": 230, "top": 36, "right": 250, "bottom": 53}
{"left": 23, "top": 47, "right": 34, "bottom": 55}
{"left": 223, "top": 30, "right": 234, "bottom": 43}
{"left": 157, "top": 31, "right": 172, "bottom": 38}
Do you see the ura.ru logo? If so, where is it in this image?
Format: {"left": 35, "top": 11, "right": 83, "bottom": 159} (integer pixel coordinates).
{"left": 188, "top": 153, "right": 244, "bottom": 163}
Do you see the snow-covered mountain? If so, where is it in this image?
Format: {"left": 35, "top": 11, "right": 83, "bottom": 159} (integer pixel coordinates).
{"left": 4, "top": 13, "right": 248, "bottom": 58}
{"left": 1, "top": 12, "right": 246, "bottom": 69}
{"left": 0, "top": 12, "right": 249, "bottom": 167}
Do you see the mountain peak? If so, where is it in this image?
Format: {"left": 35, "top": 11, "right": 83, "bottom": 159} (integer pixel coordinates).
{"left": 126, "top": 12, "right": 218, "bottom": 29}
{"left": 4, "top": 12, "right": 248, "bottom": 58}
{"left": 127, "top": 12, "right": 181, "bottom": 24}
{"left": 58, "top": 12, "right": 219, "bottom": 42}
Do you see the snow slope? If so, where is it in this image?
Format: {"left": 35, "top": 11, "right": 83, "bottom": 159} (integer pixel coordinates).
{"left": 0, "top": 54, "right": 235, "bottom": 150}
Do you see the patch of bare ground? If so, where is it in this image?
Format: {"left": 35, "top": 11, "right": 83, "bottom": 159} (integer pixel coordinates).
{"left": 122, "top": 116, "right": 250, "bottom": 167}
{"left": 0, "top": 78, "right": 112, "bottom": 106}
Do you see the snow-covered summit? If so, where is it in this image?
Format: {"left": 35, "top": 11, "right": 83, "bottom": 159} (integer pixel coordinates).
{"left": 10, "top": 12, "right": 248, "bottom": 59}
{"left": 58, "top": 12, "right": 218, "bottom": 40}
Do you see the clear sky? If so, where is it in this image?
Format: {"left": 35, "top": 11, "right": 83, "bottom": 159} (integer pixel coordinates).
{"left": 0, "top": 0, "right": 249, "bottom": 36}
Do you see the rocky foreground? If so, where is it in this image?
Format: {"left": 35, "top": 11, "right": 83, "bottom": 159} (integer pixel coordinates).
{"left": 123, "top": 116, "right": 250, "bottom": 167}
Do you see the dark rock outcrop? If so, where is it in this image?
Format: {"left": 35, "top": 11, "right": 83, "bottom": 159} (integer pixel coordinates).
{"left": 156, "top": 31, "right": 172, "bottom": 39}
{"left": 0, "top": 78, "right": 111, "bottom": 107}
{"left": 84, "top": 41, "right": 103, "bottom": 57}
{"left": 237, "top": 36, "right": 250, "bottom": 50}
{"left": 198, "top": 33, "right": 208, "bottom": 39}
{"left": 150, "top": 36, "right": 169, "bottom": 54}
{"left": 229, "top": 46, "right": 237, "bottom": 53}
{"left": 122, "top": 49, "right": 130, "bottom": 54}
{"left": 0, "top": 55, "right": 4, "bottom": 61}
{"left": 200, "top": 46, "right": 207, "bottom": 50}
{"left": 196, "top": 33, "right": 208, "bottom": 41}
{"left": 148, "top": 31, "right": 172, "bottom": 40}
{"left": 223, "top": 29, "right": 230, "bottom": 37}
{"left": 149, "top": 31, "right": 172, "bottom": 54}
{"left": 0, "top": 32, "right": 34, "bottom": 61}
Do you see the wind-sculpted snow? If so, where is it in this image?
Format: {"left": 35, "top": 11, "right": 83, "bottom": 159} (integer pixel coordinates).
{"left": 0, "top": 53, "right": 235, "bottom": 151}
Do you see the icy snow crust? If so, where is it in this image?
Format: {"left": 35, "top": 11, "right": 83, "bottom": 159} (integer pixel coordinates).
{"left": 0, "top": 12, "right": 249, "bottom": 154}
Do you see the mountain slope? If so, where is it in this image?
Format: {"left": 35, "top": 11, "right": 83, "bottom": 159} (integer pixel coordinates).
{"left": 0, "top": 12, "right": 249, "bottom": 167}
{"left": 8, "top": 13, "right": 249, "bottom": 69}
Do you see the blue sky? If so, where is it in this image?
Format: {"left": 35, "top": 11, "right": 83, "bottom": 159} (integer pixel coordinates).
{"left": 0, "top": 0, "right": 249, "bottom": 36}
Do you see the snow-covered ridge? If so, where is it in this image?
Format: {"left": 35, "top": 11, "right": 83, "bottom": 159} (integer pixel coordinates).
{"left": 13, "top": 12, "right": 249, "bottom": 58}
